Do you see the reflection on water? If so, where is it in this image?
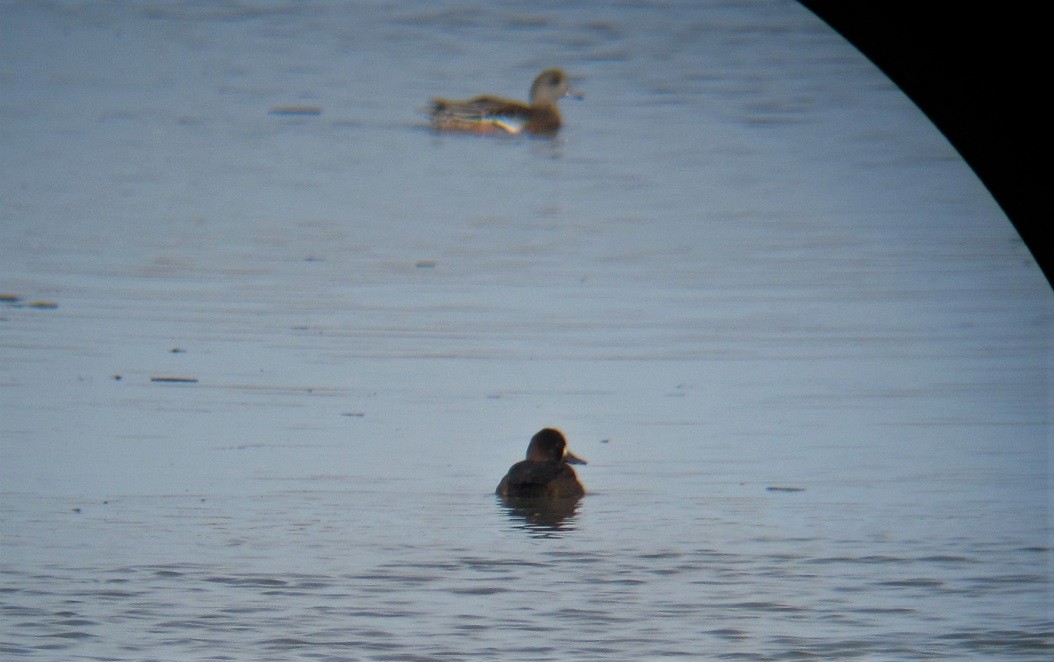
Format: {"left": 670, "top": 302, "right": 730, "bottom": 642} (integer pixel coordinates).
{"left": 1, "top": 0, "right": 1050, "bottom": 659}
{"left": 498, "top": 494, "right": 582, "bottom": 532}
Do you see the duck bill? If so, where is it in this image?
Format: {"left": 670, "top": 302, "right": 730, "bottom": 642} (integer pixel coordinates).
{"left": 564, "top": 449, "right": 587, "bottom": 465}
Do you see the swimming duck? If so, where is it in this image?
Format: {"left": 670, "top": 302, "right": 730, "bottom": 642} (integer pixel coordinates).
{"left": 496, "top": 428, "right": 587, "bottom": 499}
{"left": 428, "top": 68, "right": 580, "bottom": 136}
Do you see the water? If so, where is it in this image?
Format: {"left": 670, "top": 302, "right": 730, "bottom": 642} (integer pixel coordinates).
{"left": 1, "top": 0, "right": 1050, "bottom": 659}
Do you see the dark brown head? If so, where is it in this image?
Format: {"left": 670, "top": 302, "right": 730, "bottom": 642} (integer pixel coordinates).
{"left": 525, "top": 427, "right": 587, "bottom": 465}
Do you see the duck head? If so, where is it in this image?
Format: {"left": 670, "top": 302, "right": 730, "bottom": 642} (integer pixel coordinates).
{"left": 525, "top": 427, "right": 587, "bottom": 465}
{"left": 529, "top": 69, "right": 583, "bottom": 106}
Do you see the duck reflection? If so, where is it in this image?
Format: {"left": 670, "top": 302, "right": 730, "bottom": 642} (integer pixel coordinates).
{"left": 496, "top": 428, "right": 587, "bottom": 530}
{"left": 498, "top": 493, "right": 582, "bottom": 531}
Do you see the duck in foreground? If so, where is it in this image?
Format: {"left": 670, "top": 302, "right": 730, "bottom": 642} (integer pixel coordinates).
{"left": 428, "top": 68, "right": 580, "bottom": 136}
{"left": 496, "top": 428, "right": 587, "bottom": 499}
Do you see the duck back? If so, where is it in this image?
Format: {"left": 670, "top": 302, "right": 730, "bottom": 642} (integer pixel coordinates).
{"left": 496, "top": 460, "right": 585, "bottom": 499}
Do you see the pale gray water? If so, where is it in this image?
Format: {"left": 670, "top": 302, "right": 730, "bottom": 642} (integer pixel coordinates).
{"left": 1, "top": 0, "right": 1050, "bottom": 659}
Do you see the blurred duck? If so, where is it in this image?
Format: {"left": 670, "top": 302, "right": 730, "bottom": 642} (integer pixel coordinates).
{"left": 496, "top": 428, "right": 587, "bottom": 499}
{"left": 429, "top": 68, "right": 580, "bottom": 136}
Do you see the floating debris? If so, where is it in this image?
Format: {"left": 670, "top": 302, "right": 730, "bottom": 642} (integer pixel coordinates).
{"left": 0, "top": 294, "right": 20, "bottom": 303}
{"left": 150, "top": 376, "right": 199, "bottom": 384}
{"left": 341, "top": 412, "right": 365, "bottom": 418}
{"left": 269, "top": 105, "right": 322, "bottom": 116}
{"left": 170, "top": 347, "right": 186, "bottom": 354}
{"left": 766, "top": 485, "right": 806, "bottom": 493}
{"left": 415, "top": 260, "right": 437, "bottom": 268}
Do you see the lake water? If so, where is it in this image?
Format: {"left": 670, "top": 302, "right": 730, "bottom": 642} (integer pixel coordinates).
{"left": 1, "top": 1, "right": 1050, "bottom": 659}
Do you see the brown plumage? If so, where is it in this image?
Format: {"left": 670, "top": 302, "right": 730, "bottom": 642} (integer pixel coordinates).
{"left": 429, "top": 68, "right": 579, "bottom": 136}
{"left": 496, "top": 428, "right": 587, "bottom": 499}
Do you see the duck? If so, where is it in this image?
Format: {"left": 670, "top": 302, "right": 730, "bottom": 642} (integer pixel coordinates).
{"left": 496, "top": 428, "right": 587, "bottom": 499}
{"left": 428, "top": 68, "right": 580, "bottom": 136}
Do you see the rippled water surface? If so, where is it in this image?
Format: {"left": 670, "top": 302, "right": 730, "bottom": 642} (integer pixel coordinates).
{"left": 1, "top": 1, "right": 1051, "bottom": 659}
